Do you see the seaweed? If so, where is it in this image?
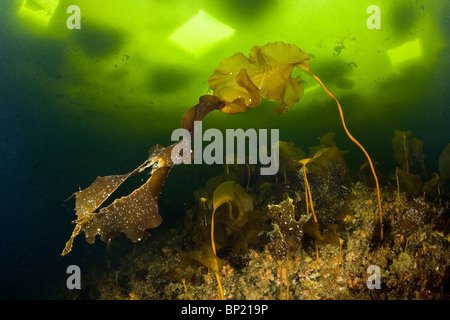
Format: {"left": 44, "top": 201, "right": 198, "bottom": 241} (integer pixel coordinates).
{"left": 208, "top": 43, "right": 382, "bottom": 240}
{"left": 395, "top": 166, "right": 423, "bottom": 198}
{"left": 304, "top": 219, "right": 344, "bottom": 273}
{"left": 391, "top": 130, "right": 438, "bottom": 201}
{"left": 62, "top": 95, "right": 224, "bottom": 256}
{"left": 439, "top": 144, "right": 450, "bottom": 186}
{"left": 423, "top": 173, "right": 441, "bottom": 205}
{"left": 64, "top": 41, "right": 383, "bottom": 255}
{"left": 208, "top": 42, "right": 310, "bottom": 114}
{"left": 167, "top": 256, "right": 197, "bottom": 300}
{"left": 308, "top": 132, "right": 338, "bottom": 157}
{"left": 209, "top": 180, "right": 254, "bottom": 299}
{"left": 62, "top": 42, "right": 392, "bottom": 300}
{"left": 278, "top": 140, "right": 306, "bottom": 175}
{"left": 392, "top": 130, "right": 427, "bottom": 177}
{"left": 62, "top": 145, "right": 173, "bottom": 256}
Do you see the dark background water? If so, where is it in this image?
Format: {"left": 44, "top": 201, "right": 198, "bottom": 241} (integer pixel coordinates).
{"left": 0, "top": 1, "right": 449, "bottom": 299}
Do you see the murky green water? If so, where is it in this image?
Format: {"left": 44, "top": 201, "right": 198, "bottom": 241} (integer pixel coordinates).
{"left": 0, "top": 0, "right": 448, "bottom": 300}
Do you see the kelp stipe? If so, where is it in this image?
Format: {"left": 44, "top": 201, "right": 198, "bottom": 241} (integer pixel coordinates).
{"left": 63, "top": 43, "right": 385, "bottom": 300}
{"left": 208, "top": 42, "right": 383, "bottom": 240}
{"left": 301, "top": 68, "right": 384, "bottom": 240}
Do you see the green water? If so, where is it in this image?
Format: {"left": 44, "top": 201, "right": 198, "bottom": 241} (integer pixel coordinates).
{"left": 4, "top": 0, "right": 449, "bottom": 164}
{"left": 0, "top": 0, "right": 449, "bottom": 299}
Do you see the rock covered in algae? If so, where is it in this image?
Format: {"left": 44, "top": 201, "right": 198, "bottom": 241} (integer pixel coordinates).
{"left": 389, "top": 252, "right": 412, "bottom": 274}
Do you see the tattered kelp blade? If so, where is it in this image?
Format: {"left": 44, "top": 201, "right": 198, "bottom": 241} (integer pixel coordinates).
{"left": 62, "top": 96, "right": 225, "bottom": 256}
{"left": 82, "top": 171, "right": 164, "bottom": 244}
{"left": 62, "top": 173, "right": 132, "bottom": 255}
{"left": 62, "top": 146, "right": 173, "bottom": 256}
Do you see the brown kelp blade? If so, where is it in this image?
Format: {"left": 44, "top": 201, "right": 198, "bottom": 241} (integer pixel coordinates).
{"left": 186, "top": 244, "right": 223, "bottom": 274}
{"left": 396, "top": 166, "right": 423, "bottom": 197}
{"left": 62, "top": 146, "right": 172, "bottom": 256}
{"left": 208, "top": 42, "right": 310, "bottom": 114}
{"left": 62, "top": 173, "right": 132, "bottom": 256}
{"left": 392, "top": 130, "right": 426, "bottom": 175}
{"left": 68, "top": 174, "right": 131, "bottom": 215}
{"left": 212, "top": 181, "right": 254, "bottom": 230}
{"left": 63, "top": 96, "right": 224, "bottom": 256}
{"left": 82, "top": 173, "right": 163, "bottom": 245}
{"left": 308, "top": 146, "right": 347, "bottom": 180}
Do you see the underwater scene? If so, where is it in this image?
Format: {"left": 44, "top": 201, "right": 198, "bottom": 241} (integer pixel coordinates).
{"left": 0, "top": 0, "right": 449, "bottom": 303}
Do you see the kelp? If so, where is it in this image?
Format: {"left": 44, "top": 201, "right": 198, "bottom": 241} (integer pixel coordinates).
{"left": 299, "top": 157, "right": 318, "bottom": 223}
{"left": 186, "top": 244, "right": 224, "bottom": 274}
{"left": 296, "top": 145, "right": 346, "bottom": 224}
{"left": 211, "top": 180, "right": 254, "bottom": 232}
{"left": 62, "top": 95, "right": 224, "bottom": 256}
{"left": 279, "top": 140, "right": 306, "bottom": 173}
{"left": 307, "top": 146, "right": 347, "bottom": 182}
{"left": 64, "top": 41, "right": 384, "bottom": 260}
{"left": 189, "top": 178, "right": 265, "bottom": 252}
{"left": 395, "top": 167, "right": 423, "bottom": 198}
{"left": 209, "top": 180, "right": 254, "bottom": 255}
{"left": 392, "top": 130, "right": 426, "bottom": 176}
{"left": 167, "top": 255, "right": 197, "bottom": 300}
{"left": 267, "top": 224, "right": 288, "bottom": 262}
{"left": 304, "top": 219, "right": 344, "bottom": 272}
{"left": 62, "top": 145, "right": 173, "bottom": 256}
{"left": 208, "top": 42, "right": 310, "bottom": 114}
{"left": 392, "top": 130, "right": 412, "bottom": 173}
{"left": 308, "top": 132, "right": 338, "bottom": 157}
{"left": 305, "top": 133, "right": 347, "bottom": 185}
{"left": 321, "top": 224, "right": 344, "bottom": 273}
{"left": 439, "top": 143, "right": 450, "bottom": 184}
{"left": 423, "top": 173, "right": 439, "bottom": 195}
{"left": 423, "top": 173, "right": 441, "bottom": 204}
{"left": 209, "top": 180, "right": 254, "bottom": 300}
